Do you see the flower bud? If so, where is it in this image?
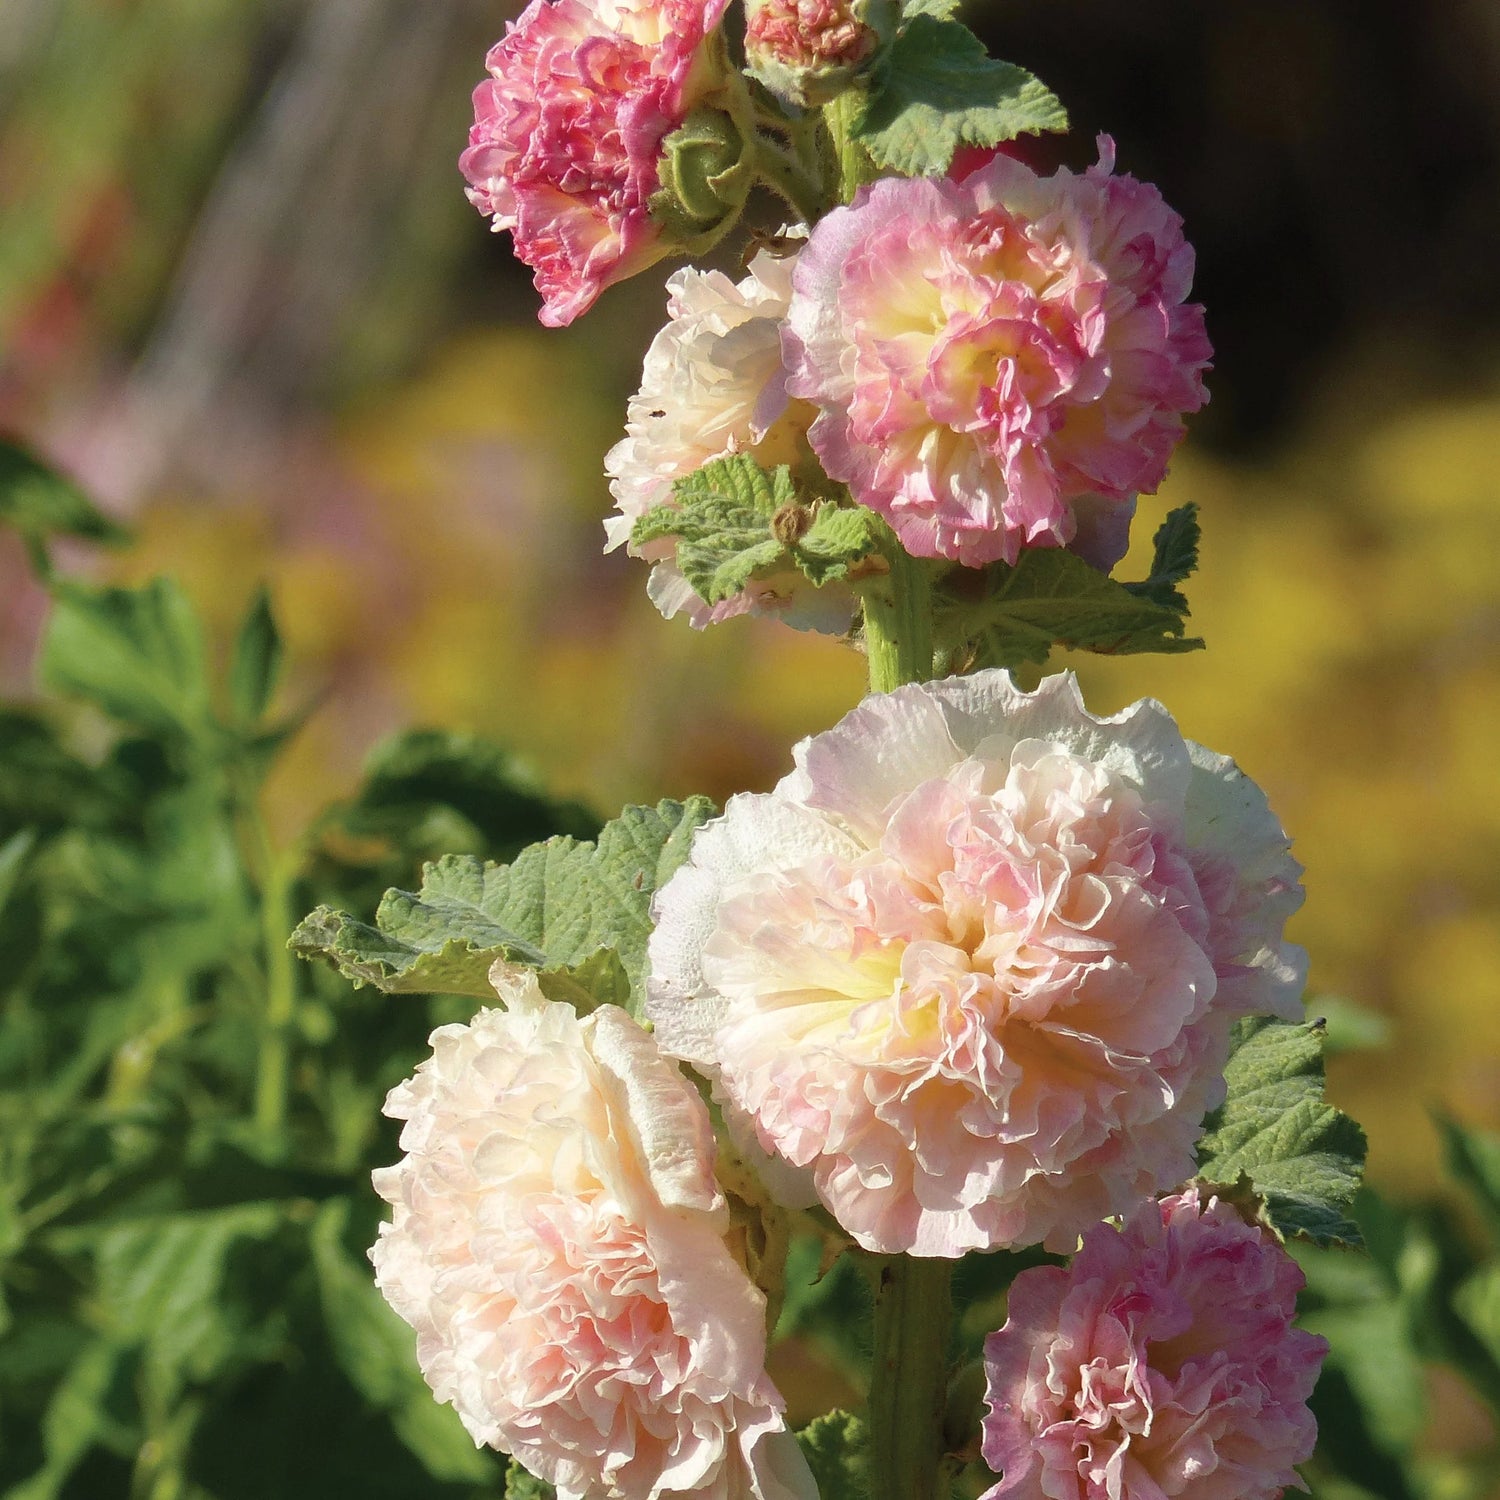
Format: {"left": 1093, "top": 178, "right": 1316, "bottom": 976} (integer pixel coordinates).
{"left": 650, "top": 72, "right": 757, "bottom": 253}
{"left": 745, "top": 0, "right": 893, "bottom": 109}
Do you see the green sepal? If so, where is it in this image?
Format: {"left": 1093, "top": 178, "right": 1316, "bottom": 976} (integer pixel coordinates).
{"left": 853, "top": 16, "right": 1067, "bottom": 178}
{"left": 797, "top": 1409, "right": 870, "bottom": 1500}
{"left": 932, "top": 546, "right": 1201, "bottom": 673}
{"left": 290, "top": 797, "right": 716, "bottom": 1017}
{"left": 1195, "top": 1016, "right": 1368, "bottom": 1248}
{"left": 505, "top": 1464, "right": 557, "bottom": 1499}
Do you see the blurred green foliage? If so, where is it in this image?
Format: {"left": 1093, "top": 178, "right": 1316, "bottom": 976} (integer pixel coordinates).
{"left": 0, "top": 446, "right": 604, "bottom": 1498}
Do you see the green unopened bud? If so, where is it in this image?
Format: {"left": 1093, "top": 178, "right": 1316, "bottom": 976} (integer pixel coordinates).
{"left": 650, "top": 71, "right": 756, "bottom": 253}
{"left": 745, "top": 0, "right": 895, "bottom": 110}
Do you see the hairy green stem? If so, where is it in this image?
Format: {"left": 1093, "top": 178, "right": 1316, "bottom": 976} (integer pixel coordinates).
{"left": 822, "top": 88, "right": 874, "bottom": 203}
{"left": 863, "top": 544, "right": 934, "bottom": 692}
{"left": 754, "top": 135, "right": 827, "bottom": 224}
{"left": 869, "top": 1256, "right": 956, "bottom": 1500}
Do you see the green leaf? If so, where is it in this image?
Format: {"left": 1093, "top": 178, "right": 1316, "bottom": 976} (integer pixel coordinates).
{"left": 854, "top": 17, "right": 1068, "bottom": 177}
{"left": 900, "top": 0, "right": 960, "bottom": 17}
{"left": 291, "top": 797, "right": 716, "bottom": 1015}
{"left": 311, "top": 1201, "right": 493, "bottom": 1483}
{"left": 50, "top": 1201, "right": 288, "bottom": 1405}
{"left": 1122, "top": 502, "right": 1201, "bottom": 613}
{"left": 631, "top": 454, "right": 883, "bottom": 606}
{"left": 794, "top": 504, "right": 887, "bottom": 588}
{"left": 0, "top": 828, "right": 36, "bottom": 918}
{"left": 797, "top": 1410, "right": 869, "bottom": 1500}
{"left": 0, "top": 441, "right": 129, "bottom": 549}
{"left": 505, "top": 1465, "right": 557, "bottom": 1499}
{"left": 1195, "top": 1017, "right": 1367, "bottom": 1247}
{"left": 2, "top": 1341, "right": 128, "bottom": 1500}
{"left": 632, "top": 456, "right": 795, "bottom": 605}
{"left": 39, "top": 578, "right": 214, "bottom": 742}
{"left": 1437, "top": 1115, "right": 1500, "bottom": 1239}
{"left": 933, "top": 547, "right": 1201, "bottom": 672}
{"left": 228, "top": 586, "right": 283, "bottom": 727}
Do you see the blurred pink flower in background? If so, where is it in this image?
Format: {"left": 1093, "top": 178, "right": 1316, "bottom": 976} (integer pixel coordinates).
{"left": 371, "top": 967, "right": 815, "bottom": 1500}
{"left": 647, "top": 671, "right": 1304, "bottom": 1256}
{"left": 784, "top": 138, "right": 1211, "bottom": 569}
{"left": 982, "top": 1185, "right": 1326, "bottom": 1500}
{"left": 461, "top": 0, "right": 730, "bottom": 326}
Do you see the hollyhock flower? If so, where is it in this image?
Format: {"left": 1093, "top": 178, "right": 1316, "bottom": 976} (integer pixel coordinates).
{"left": 646, "top": 671, "right": 1304, "bottom": 1256}
{"left": 371, "top": 966, "right": 816, "bottom": 1500}
{"left": 783, "top": 138, "right": 1212, "bottom": 568}
{"left": 605, "top": 245, "right": 855, "bottom": 631}
{"left": 982, "top": 1186, "right": 1327, "bottom": 1500}
{"left": 461, "top": 0, "right": 734, "bottom": 327}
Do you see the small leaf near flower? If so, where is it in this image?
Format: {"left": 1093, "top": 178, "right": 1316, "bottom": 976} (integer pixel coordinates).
{"left": 632, "top": 454, "right": 885, "bottom": 607}
{"left": 290, "top": 797, "right": 716, "bottom": 1018}
{"left": 1195, "top": 1016, "right": 1368, "bottom": 1248}
{"left": 932, "top": 548, "right": 1202, "bottom": 674}
{"left": 853, "top": 17, "right": 1068, "bottom": 178}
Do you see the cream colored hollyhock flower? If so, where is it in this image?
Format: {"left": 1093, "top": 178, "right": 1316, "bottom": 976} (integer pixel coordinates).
{"left": 647, "top": 672, "right": 1305, "bottom": 1257}
{"left": 371, "top": 966, "right": 816, "bottom": 1500}
{"left": 604, "top": 244, "right": 854, "bottom": 633}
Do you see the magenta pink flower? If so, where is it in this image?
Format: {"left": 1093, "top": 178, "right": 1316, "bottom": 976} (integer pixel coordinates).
{"left": 461, "top": 0, "right": 729, "bottom": 327}
{"left": 783, "top": 138, "right": 1212, "bottom": 568}
{"left": 982, "top": 1187, "right": 1326, "bottom": 1500}
{"left": 646, "top": 672, "right": 1305, "bottom": 1257}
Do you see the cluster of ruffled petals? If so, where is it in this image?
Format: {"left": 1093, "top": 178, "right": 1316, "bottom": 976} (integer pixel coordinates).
{"left": 783, "top": 139, "right": 1212, "bottom": 568}
{"left": 461, "top": 0, "right": 729, "bottom": 327}
{"left": 744, "top": 0, "right": 879, "bottom": 107}
{"left": 605, "top": 245, "right": 854, "bottom": 631}
{"left": 371, "top": 965, "right": 816, "bottom": 1500}
{"left": 982, "top": 1186, "right": 1327, "bottom": 1500}
{"left": 646, "top": 671, "right": 1305, "bottom": 1256}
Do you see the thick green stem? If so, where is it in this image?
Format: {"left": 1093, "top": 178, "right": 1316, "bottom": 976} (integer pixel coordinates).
{"left": 869, "top": 1256, "right": 955, "bottom": 1500}
{"left": 863, "top": 544, "right": 934, "bottom": 693}
{"left": 821, "top": 88, "right": 874, "bottom": 203}
{"left": 753, "top": 135, "right": 827, "bottom": 225}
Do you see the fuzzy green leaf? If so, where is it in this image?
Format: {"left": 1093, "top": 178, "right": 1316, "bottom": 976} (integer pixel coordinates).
{"left": 1196, "top": 1017, "right": 1367, "bottom": 1247}
{"left": 40, "top": 578, "right": 214, "bottom": 741}
{"left": 934, "top": 547, "right": 1201, "bottom": 672}
{"left": 0, "top": 441, "right": 129, "bottom": 548}
{"left": 632, "top": 456, "right": 795, "bottom": 605}
{"left": 632, "top": 454, "right": 884, "bottom": 604}
{"left": 291, "top": 797, "right": 716, "bottom": 1015}
{"left": 797, "top": 1410, "right": 869, "bottom": 1500}
{"left": 794, "top": 504, "right": 887, "bottom": 587}
{"left": 854, "top": 17, "right": 1068, "bottom": 177}
{"left": 1123, "top": 503, "right": 1201, "bottom": 613}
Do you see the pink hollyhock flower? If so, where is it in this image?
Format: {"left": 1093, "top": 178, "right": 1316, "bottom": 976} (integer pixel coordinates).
{"left": 783, "top": 138, "right": 1212, "bottom": 568}
{"left": 646, "top": 671, "right": 1304, "bottom": 1256}
{"left": 982, "top": 1186, "right": 1327, "bottom": 1500}
{"left": 461, "top": 0, "right": 731, "bottom": 327}
{"left": 371, "top": 966, "right": 816, "bottom": 1500}
{"left": 605, "top": 243, "right": 855, "bottom": 632}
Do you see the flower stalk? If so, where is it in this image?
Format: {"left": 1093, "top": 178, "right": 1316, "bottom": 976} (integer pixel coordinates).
{"left": 862, "top": 541, "right": 933, "bottom": 692}
{"left": 869, "top": 1255, "right": 955, "bottom": 1500}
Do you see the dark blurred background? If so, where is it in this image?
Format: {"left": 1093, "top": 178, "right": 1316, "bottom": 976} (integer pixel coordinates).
{"left": 1, "top": 0, "right": 1498, "bottom": 1261}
